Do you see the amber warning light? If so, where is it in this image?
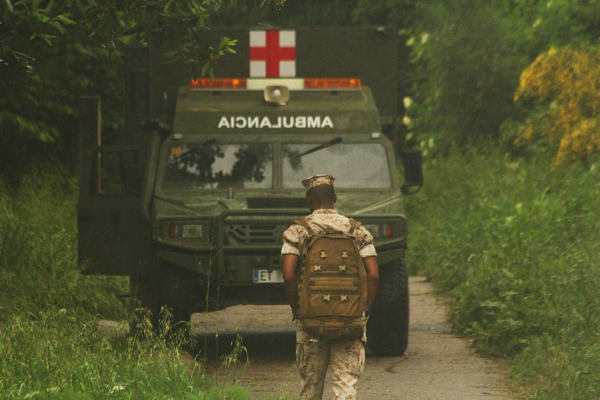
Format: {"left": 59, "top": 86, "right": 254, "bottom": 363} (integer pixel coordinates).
{"left": 188, "top": 78, "right": 362, "bottom": 90}
{"left": 188, "top": 78, "right": 247, "bottom": 90}
{"left": 304, "top": 78, "right": 362, "bottom": 90}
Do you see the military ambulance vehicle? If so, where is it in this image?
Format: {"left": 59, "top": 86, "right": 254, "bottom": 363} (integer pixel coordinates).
{"left": 78, "top": 28, "right": 423, "bottom": 356}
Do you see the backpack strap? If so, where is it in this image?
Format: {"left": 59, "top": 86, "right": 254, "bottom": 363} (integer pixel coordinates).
{"left": 348, "top": 218, "right": 361, "bottom": 235}
{"left": 293, "top": 217, "right": 314, "bottom": 236}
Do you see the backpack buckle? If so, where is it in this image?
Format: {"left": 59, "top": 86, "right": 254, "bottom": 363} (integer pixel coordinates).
{"left": 341, "top": 295, "right": 348, "bottom": 302}
{"left": 314, "top": 265, "right": 322, "bottom": 272}
{"left": 323, "top": 295, "right": 331, "bottom": 302}
{"left": 320, "top": 250, "right": 327, "bottom": 258}
{"left": 341, "top": 250, "right": 348, "bottom": 259}
{"left": 339, "top": 265, "right": 347, "bottom": 272}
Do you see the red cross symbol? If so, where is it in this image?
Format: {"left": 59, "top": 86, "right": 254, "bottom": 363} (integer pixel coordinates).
{"left": 250, "top": 30, "right": 296, "bottom": 78}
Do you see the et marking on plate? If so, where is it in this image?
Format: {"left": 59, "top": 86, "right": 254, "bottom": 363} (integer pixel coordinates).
{"left": 253, "top": 269, "right": 284, "bottom": 283}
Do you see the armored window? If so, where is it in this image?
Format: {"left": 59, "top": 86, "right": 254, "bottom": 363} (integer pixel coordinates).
{"left": 162, "top": 143, "right": 273, "bottom": 190}
{"left": 282, "top": 143, "right": 392, "bottom": 189}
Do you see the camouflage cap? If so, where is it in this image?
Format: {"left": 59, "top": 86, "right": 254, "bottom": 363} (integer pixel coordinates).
{"left": 301, "top": 174, "right": 335, "bottom": 192}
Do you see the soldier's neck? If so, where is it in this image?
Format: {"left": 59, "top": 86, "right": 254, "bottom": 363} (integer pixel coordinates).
{"left": 310, "top": 204, "right": 336, "bottom": 212}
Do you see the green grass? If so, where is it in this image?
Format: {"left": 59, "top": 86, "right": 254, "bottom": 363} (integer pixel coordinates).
{"left": 405, "top": 144, "right": 600, "bottom": 398}
{"left": 0, "top": 171, "right": 251, "bottom": 399}
{"left": 0, "top": 171, "right": 127, "bottom": 320}
{"left": 0, "top": 309, "right": 251, "bottom": 399}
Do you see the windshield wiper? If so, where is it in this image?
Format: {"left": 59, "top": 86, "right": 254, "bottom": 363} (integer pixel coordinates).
{"left": 172, "top": 138, "right": 217, "bottom": 162}
{"left": 294, "top": 137, "right": 342, "bottom": 159}
{"left": 154, "top": 195, "right": 203, "bottom": 214}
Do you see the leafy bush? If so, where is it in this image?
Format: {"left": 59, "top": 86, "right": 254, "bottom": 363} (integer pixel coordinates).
{"left": 402, "top": 0, "right": 525, "bottom": 150}
{"left": 510, "top": 46, "right": 600, "bottom": 168}
{"left": 405, "top": 144, "right": 600, "bottom": 397}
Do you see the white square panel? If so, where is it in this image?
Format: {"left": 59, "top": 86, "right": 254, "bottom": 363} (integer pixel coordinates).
{"left": 250, "top": 60, "right": 266, "bottom": 77}
{"left": 250, "top": 31, "right": 266, "bottom": 47}
{"left": 279, "top": 61, "right": 296, "bottom": 77}
{"left": 279, "top": 30, "right": 296, "bottom": 47}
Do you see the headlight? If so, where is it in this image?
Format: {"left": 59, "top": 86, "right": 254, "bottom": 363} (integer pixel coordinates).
{"left": 363, "top": 224, "right": 380, "bottom": 239}
{"left": 182, "top": 224, "right": 203, "bottom": 238}
{"left": 169, "top": 223, "right": 204, "bottom": 238}
{"left": 362, "top": 224, "right": 394, "bottom": 239}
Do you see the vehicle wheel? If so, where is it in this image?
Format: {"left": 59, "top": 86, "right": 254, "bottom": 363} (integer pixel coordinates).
{"left": 128, "top": 264, "right": 195, "bottom": 337}
{"left": 159, "top": 263, "right": 194, "bottom": 336}
{"left": 128, "top": 275, "right": 160, "bottom": 337}
{"left": 367, "top": 258, "right": 409, "bottom": 357}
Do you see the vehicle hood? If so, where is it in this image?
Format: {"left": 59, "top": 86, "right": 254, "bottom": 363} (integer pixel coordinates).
{"left": 153, "top": 190, "right": 404, "bottom": 218}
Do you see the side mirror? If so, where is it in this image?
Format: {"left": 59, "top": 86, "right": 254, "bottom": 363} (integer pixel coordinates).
{"left": 401, "top": 149, "right": 423, "bottom": 195}
{"left": 142, "top": 119, "right": 171, "bottom": 140}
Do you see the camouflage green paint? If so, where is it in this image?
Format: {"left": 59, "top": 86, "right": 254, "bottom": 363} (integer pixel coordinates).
{"left": 77, "top": 29, "right": 422, "bottom": 312}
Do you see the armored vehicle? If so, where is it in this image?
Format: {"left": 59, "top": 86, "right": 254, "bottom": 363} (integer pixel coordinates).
{"left": 78, "top": 27, "right": 422, "bottom": 356}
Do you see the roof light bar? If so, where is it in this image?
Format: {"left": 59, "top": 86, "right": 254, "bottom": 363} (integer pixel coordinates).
{"left": 188, "top": 78, "right": 247, "bottom": 90}
{"left": 187, "top": 78, "right": 363, "bottom": 90}
{"left": 304, "top": 78, "right": 362, "bottom": 90}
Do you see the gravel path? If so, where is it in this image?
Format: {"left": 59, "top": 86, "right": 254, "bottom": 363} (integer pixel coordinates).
{"left": 191, "top": 277, "right": 511, "bottom": 399}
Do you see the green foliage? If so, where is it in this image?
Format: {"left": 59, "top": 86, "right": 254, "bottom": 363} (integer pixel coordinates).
{"left": 0, "top": 170, "right": 127, "bottom": 321}
{"left": 1, "top": 0, "right": 238, "bottom": 94}
{"left": 0, "top": 0, "right": 244, "bottom": 183}
{"left": 0, "top": 309, "right": 250, "bottom": 399}
{"left": 0, "top": 0, "right": 76, "bottom": 102}
{"left": 405, "top": 144, "right": 600, "bottom": 397}
{"left": 0, "top": 39, "right": 125, "bottom": 183}
{"left": 219, "top": 334, "right": 249, "bottom": 387}
{"left": 0, "top": 173, "right": 251, "bottom": 399}
{"left": 353, "top": 0, "right": 416, "bottom": 27}
{"left": 511, "top": 0, "right": 600, "bottom": 55}
{"left": 508, "top": 45, "right": 600, "bottom": 169}
{"left": 391, "top": 0, "right": 600, "bottom": 154}
{"left": 207, "top": 0, "right": 353, "bottom": 28}
{"left": 404, "top": 0, "right": 525, "bottom": 149}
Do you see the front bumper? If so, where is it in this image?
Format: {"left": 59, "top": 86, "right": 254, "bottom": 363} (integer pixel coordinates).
{"left": 155, "top": 209, "right": 407, "bottom": 284}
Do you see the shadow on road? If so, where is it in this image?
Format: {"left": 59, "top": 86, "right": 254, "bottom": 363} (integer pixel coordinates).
{"left": 191, "top": 329, "right": 296, "bottom": 363}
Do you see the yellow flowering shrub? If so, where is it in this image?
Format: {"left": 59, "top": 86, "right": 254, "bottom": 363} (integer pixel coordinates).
{"left": 514, "top": 46, "right": 600, "bottom": 167}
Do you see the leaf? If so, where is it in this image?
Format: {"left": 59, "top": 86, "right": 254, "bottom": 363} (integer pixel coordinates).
{"left": 48, "top": 21, "right": 66, "bottom": 35}
{"left": 56, "top": 14, "right": 76, "bottom": 25}
{"left": 201, "top": 61, "right": 210, "bottom": 77}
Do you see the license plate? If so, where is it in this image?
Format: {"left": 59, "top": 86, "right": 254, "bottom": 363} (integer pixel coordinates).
{"left": 253, "top": 269, "right": 284, "bottom": 283}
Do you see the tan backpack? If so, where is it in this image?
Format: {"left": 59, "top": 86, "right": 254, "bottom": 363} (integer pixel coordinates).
{"left": 294, "top": 217, "right": 368, "bottom": 340}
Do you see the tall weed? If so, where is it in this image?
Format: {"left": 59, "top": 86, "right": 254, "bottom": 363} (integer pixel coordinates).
{"left": 0, "top": 310, "right": 248, "bottom": 399}
{"left": 0, "top": 171, "right": 250, "bottom": 399}
{"left": 405, "top": 145, "right": 600, "bottom": 398}
{"left": 0, "top": 171, "right": 127, "bottom": 321}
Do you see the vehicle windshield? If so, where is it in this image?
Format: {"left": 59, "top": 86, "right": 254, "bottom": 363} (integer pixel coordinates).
{"left": 162, "top": 143, "right": 273, "bottom": 190}
{"left": 282, "top": 143, "right": 391, "bottom": 189}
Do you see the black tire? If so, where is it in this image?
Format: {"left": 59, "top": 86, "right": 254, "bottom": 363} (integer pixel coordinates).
{"left": 159, "top": 263, "right": 194, "bottom": 335}
{"left": 128, "top": 263, "right": 195, "bottom": 337}
{"left": 128, "top": 275, "right": 160, "bottom": 336}
{"left": 367, "top": 258, "right": 409, "bottom": 357}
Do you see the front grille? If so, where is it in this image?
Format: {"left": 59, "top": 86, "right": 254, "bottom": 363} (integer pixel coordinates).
{"left": 225, "top": 224, "right": 287, "bottom": 245}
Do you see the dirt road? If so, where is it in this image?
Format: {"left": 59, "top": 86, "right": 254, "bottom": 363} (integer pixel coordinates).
{"left": 191, "top": 277, "right": 511, "bottom": 399}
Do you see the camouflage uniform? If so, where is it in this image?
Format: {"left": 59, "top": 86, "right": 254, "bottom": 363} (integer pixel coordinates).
{"left": 282, "top": 208, "right": 376, "bottom": 400}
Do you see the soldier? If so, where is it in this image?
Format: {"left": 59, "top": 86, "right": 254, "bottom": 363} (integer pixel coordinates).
{"left": 281, "top": 174, "right": 379, "bottom": 400}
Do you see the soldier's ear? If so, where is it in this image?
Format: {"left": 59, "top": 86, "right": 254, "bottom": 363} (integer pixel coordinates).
{"left": 333, "top": 193, "right": 337, "bottom": 203}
